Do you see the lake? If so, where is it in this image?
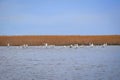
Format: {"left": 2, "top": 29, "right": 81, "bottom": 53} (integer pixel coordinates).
{"left": 0, "top": 46, "right": 120, "bottom": 80}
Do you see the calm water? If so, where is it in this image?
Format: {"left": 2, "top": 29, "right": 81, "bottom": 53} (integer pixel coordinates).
{"left": 0, "top": 46, "right": 120, "bottom": 80}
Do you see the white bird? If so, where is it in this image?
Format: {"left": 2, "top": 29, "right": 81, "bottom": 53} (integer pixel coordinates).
{"left": 7, "top": 43, "right": 10, "bottom": 47}
{"left": 69, "top": 45, "right": 73, "bottom": 48}
{"left": 89, "top": 43, "right": 94, "bottom": 47}
{"left": 44, "top": 43, "right": 48, "bottom": 48}
{"left": 102, "top": 43, "right": 107, "bottom": 48}
{"left": 74, "top": 44, "right": 79, "bottom": 48}
{"left": 25, "top": 44, "right": 28, "bottom": 48}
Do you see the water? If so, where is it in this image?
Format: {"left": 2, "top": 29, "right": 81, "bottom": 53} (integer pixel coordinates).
{"left": 0, "top": 46, "right": 120, "bottom": 80}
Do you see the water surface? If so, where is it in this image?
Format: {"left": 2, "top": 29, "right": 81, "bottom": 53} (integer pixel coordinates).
{"left": 0, "top": 46, "right": 120, "bottom": 80}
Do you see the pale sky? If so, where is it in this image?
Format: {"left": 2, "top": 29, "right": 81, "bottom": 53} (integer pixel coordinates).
{"left": 0, "top": 0, "right": 120, "bottom": 35}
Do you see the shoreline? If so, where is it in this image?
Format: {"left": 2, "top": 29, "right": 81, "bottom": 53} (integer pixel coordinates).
{"left": 0, "top": 35, "right": 120, "bottom": 46}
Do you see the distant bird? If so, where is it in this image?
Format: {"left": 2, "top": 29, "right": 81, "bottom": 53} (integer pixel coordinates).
{"left": 44, "top": 43, "right": 48, "bottom": 48}
{"left": 23, "top": 44, "right": 26, "bottom": 48}
{"left": 45, "top": 43, "right": 48, "bottom": 46}
{"left": 69, "top": 45, "right": 73, "bottom": 48}
{"left": 102, "top": 43, "right": 107, "bottom": 48}
{"left": 89, "top": 43, "right": 94, "bottom": 47}
{"left": 7, "top": 43, "right": 10, "bottom": 47}
{"left": 25, "top": 44, "right": 28, "bottom": 48}
{"left": 21, "top": 44, "right": 28, "bottom": 48}
{"left": 74, "top": 44, "right": 79, "bottom": 48}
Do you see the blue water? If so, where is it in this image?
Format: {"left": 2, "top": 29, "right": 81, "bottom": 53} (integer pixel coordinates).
{"left": 0, "top": 46, "right": 120, "bottom": 80}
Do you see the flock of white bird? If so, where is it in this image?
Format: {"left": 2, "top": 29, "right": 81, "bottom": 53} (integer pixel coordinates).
{"left": 7, "top": 43, "right": 108, "bottom": 48}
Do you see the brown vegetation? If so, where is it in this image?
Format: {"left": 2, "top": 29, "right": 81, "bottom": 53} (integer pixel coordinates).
{"left": 0, "top": 35, "right": 120, "bottom": 46}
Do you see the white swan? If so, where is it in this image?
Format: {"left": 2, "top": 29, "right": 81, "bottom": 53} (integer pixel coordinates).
{"left": 102, "top": 43, "right": 107, "bottom": 48}
{"left": 89, "top": 43, "right": 94, "bottom": 47}
{"left": 7, "top": 43, "right": 10, "bottom": 46}
{"left": 74, "top": 44, "right": 79, "bottom": 48}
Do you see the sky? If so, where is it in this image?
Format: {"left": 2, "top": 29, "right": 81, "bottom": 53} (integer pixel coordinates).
{"left": 0, "top": 0, "right": 120, "bottom": 35}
